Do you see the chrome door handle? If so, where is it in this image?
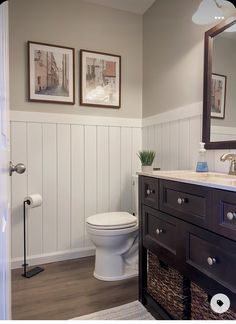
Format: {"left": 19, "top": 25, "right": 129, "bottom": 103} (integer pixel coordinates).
{"left": 9, "top": 161, "right": 26, "bottom": 176}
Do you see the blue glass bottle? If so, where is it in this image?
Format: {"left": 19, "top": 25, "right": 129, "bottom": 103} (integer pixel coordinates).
{"left": 196, "top": 142, "right": 208, "bottom": 172}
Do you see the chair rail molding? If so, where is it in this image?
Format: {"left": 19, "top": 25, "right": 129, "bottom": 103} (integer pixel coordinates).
{"left": 142, "top": 102, "right": 202, "bottom": 128}
{"left": 10, "top": 111, "right": 142, "bottom": 128}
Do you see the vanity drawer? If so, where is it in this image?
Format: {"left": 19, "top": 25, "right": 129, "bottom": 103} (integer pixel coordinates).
{"left": 212, "top": 190, "right": 236, "bottom": 241}
{"left": 186, "top": 225, "right": 236, "bottom": 293}
{"left": 142, "top": 205, "right": 180, "bottom": 266}
{"left": 160, "top": 180, "right": 211, "bottom": 228}
{"left": 140, "top": 176, "right": 159, "bottom": 209}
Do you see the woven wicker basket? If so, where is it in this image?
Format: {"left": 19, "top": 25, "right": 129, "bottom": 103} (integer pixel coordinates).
{"left": 147, "top": 251, "right": 191, "bottom": 320}
{"left": 191, "top": 282, "right": 236, "bottom": 320}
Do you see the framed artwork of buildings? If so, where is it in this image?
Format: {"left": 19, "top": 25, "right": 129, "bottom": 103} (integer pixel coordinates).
{"left": 80, "top": 49, "right": 121, "bottom": 108}
{"left": 211, "top": 73, "right": 226, "bottom": 119}
{"left": 28, "top": 41, "right": 75, "bottom": 104}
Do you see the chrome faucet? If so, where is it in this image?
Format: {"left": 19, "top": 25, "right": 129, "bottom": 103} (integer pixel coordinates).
{"left": 220, "top": 153, "right": 236, "bottom": 175}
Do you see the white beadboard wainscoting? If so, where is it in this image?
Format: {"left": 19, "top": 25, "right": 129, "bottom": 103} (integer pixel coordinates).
{"left": 211, "top": 126, "right": 236, "bottom": 142}
{"left": 10, "top": 105, "right": 235, "bottom": 269}
{"left": 10, "top": 111, "right": 142, "bottom": 269}
{"left": 142, "top": 102, "right": 233, "bottom": 174}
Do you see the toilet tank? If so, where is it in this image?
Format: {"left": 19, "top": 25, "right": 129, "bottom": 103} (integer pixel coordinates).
{"left": 131, "top": 175, "right": 139, "bottom": 216}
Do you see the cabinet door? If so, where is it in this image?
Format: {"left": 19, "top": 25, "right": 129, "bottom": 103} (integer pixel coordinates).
{"left": 140, "top": 176, "right": 159, "bottom": 209}
{"left": 212, "top": 189, "right": 236, "bottom": 241}
{"left": 142, "top": 205, "right": 183, "bottom": 268}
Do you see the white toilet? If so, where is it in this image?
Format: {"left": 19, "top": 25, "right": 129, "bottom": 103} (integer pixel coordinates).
{"left": 86, "top": 175, "right": 139, "bottom": 281}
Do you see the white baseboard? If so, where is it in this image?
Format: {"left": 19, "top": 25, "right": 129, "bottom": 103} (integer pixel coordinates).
{"left": 11, "top": 247, "right": 95, "bottom": 269}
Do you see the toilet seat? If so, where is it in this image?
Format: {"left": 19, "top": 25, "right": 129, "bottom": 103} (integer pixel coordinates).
{"left": 86, "top": 212, "right": 137, "bottom": 230}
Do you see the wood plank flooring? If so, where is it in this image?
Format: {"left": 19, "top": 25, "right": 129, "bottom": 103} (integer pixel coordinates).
{"left": 11, "top": 256, "right": 138, "bottom": 320}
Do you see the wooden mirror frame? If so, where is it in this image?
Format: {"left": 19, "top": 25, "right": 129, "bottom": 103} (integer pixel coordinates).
{"left": 203, "top": 15, "right": 236, "bottom": 149}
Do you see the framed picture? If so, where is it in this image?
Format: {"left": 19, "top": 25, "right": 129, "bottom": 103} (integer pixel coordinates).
{"left": 80, "top": 50, "right": 121, "bottom": 108}
{"left": 28, "top": 41, "right": 75, "bottom": 104}
{"left": 211, "top": 73, "right": 226, "bottom": 119}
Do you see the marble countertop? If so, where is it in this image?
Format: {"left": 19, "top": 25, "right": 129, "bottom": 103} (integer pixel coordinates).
{"left": 137, "top": 170, "right": 236, "bottom": 192}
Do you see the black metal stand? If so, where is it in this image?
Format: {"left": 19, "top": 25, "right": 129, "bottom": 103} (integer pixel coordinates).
{"left": 22, "top": 200, "right": 44, "bottom": 278}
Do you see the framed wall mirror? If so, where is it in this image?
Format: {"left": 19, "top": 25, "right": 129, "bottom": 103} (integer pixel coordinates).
{"left": 203, "top": 14, "right": 236, "bottom": 149}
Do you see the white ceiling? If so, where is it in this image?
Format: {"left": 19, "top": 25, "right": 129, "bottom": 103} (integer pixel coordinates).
{"left": 82, "top": 0, "right": 156, "bottom": 15}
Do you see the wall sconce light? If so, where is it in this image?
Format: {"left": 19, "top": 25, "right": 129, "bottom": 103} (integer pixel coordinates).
{"left": 192, "top": 0, "right": 235, "bottom": 25}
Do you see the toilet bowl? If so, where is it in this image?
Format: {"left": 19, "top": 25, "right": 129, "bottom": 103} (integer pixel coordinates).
{"left": 86, "top": 175, "right": 139, "bottom": 281}
{"left": 87, "top": 212, "right": 138, "bottom": 281}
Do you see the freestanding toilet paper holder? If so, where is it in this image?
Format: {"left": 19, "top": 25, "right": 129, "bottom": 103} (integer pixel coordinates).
{"left": 22, "top": 200, "right": 44, "bottom": 278}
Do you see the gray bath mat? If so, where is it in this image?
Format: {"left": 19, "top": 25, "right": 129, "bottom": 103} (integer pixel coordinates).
{"left": 71, "top": 300, "right": 155, "bottom": 320}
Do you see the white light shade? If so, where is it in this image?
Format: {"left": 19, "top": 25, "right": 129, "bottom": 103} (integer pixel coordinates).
{"left": 219, "top": 0, "right": 236, "bottom": 20}
{"left": 192, "top": 0, "right": 224, "bottom": 25}
{"left": 192, "top": 0, "right": 236, "bottom": 25}
{"left": 217, "top": 0, "right": 235, "bottom": 9}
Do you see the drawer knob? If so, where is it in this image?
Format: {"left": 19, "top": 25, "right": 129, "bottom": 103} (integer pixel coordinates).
{"left": 156, "top": 228, "right": 163, "bottom": 235}
{"left": 146, "top": 188, "right": 155, "bottom": 196}
{"left": 226, "top": 212, "right": 236, "bottom": 221}
{"left": 207, "top": 257, "right": 216, "bottom": 266}
{"left": 177, "top": 198, "right": 186, "bottom": 205}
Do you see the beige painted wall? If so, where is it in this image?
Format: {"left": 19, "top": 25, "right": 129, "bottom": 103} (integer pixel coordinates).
{"left": 143, "top": 0, "right": 208, "bottom": 118}
{"left": 9, "top": 0, "right": 142, "bottom": 118}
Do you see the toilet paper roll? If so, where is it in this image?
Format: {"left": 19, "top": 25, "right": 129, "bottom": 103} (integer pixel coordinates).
{"left": 24, "top": 194, "right": 42, "bottom": 208}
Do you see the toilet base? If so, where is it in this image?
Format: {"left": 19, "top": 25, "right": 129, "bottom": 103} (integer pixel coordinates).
{"left": 94, "top": 265, "right": 138, "bottom": 281}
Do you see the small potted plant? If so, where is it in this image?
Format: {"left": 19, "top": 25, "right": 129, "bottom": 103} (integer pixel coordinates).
{"left": 137, "top": 150, "right": 156, "bottom": 172}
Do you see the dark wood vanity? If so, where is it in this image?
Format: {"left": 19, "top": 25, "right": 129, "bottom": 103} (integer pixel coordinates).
{"left": 139, "top": 174, "right": 236, "bottom": 320}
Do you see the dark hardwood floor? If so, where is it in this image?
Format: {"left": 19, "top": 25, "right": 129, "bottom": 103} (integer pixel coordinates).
{"left": 11, "top": 256, "right": 138, "bottom": 320}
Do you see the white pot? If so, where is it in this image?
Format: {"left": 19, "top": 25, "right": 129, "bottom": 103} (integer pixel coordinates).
{"left": 141, "top": 165, "right": 153, "bottom": 172}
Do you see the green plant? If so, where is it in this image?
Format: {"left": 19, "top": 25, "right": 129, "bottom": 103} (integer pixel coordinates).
{"left": 137, "top": 150, "right": 156, "bottom": 166}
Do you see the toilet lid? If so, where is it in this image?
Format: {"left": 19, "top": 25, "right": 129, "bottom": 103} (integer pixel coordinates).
{"left": 86, "top": 212, "right": 137, "bottom": 229}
